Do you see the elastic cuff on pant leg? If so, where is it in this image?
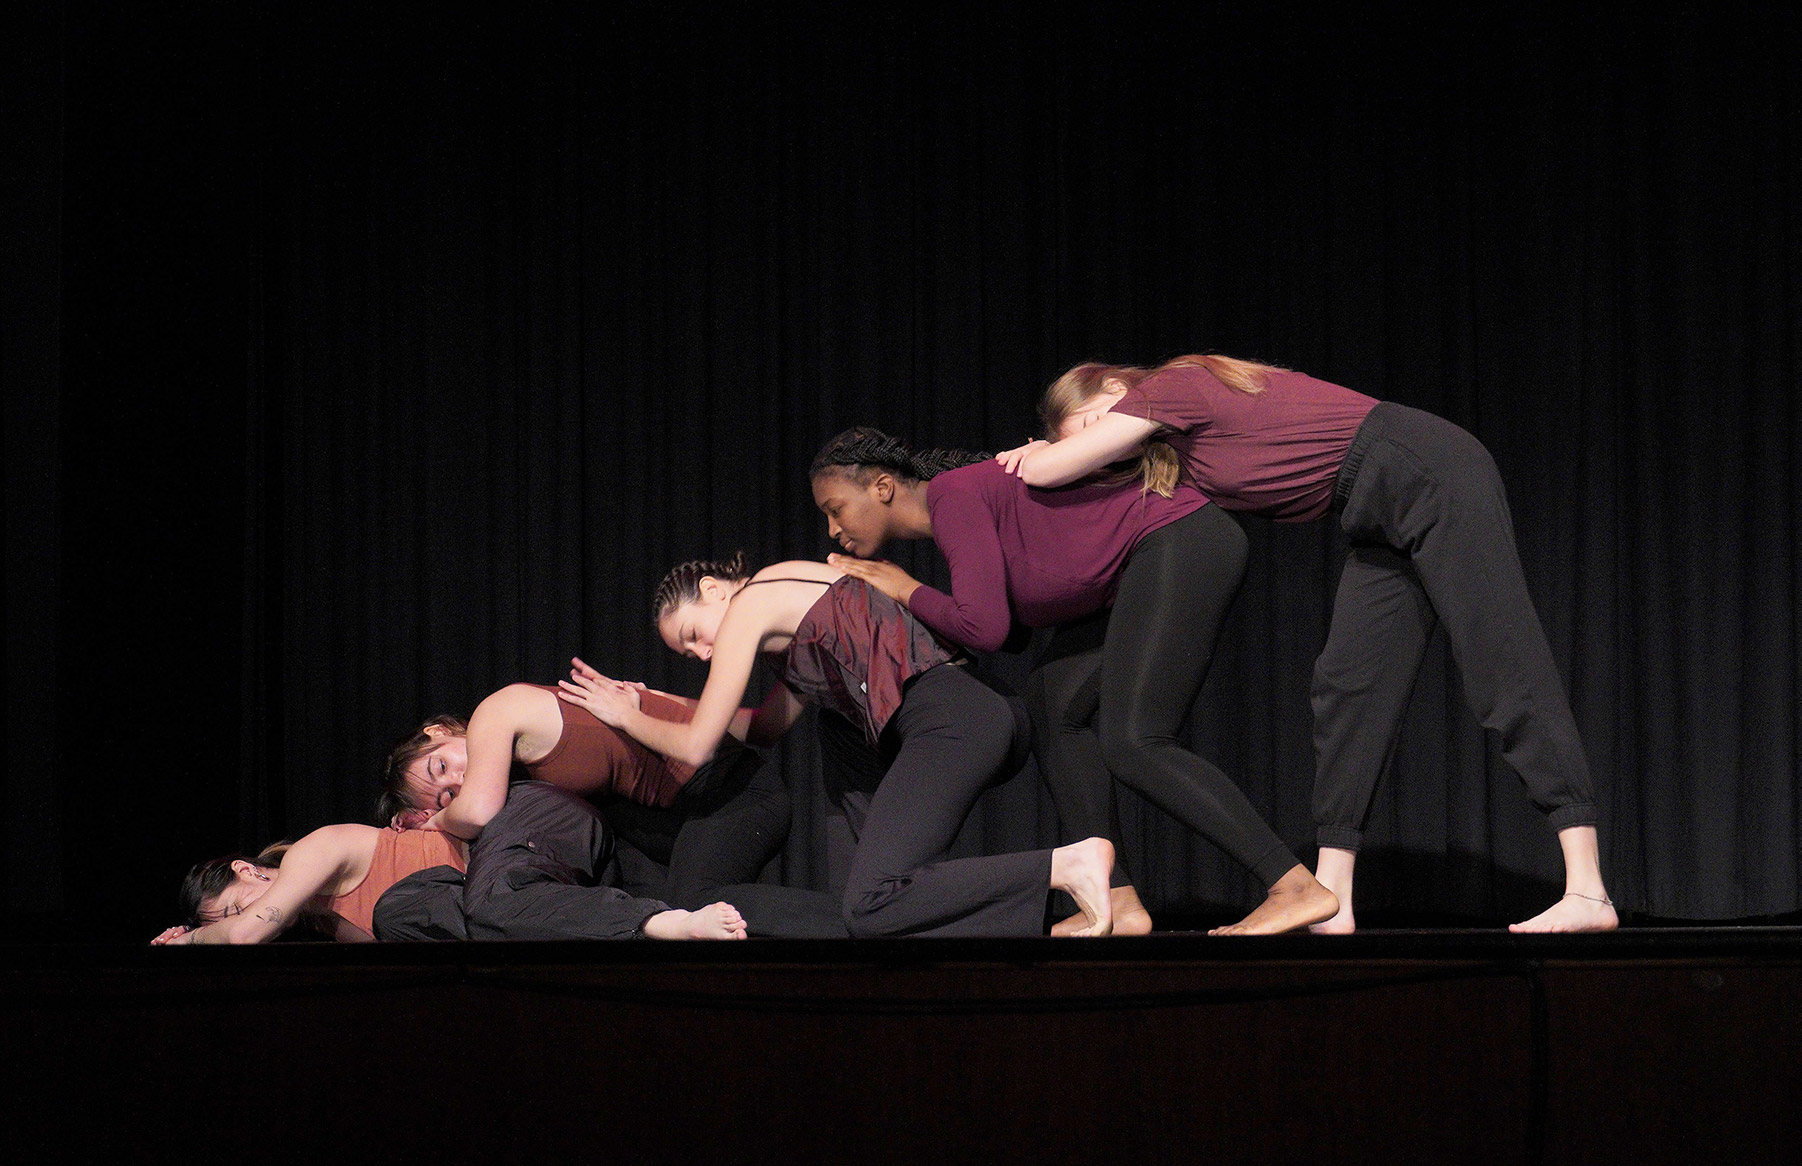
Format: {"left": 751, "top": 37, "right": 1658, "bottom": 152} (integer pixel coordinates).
{"left": 1315, "top": 826, "right": 1364, "bottom": 852}
{"left": 1545, "top": 803, "right": 1597, "bottom": 831}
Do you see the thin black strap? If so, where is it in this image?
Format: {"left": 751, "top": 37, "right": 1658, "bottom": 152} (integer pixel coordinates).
{"left": 741, "top": 577, "right": 834, "bottom": 588}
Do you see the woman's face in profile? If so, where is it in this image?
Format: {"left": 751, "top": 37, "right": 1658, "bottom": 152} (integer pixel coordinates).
{"left": 812, "top": 472, "right": 892, "bottom": 559}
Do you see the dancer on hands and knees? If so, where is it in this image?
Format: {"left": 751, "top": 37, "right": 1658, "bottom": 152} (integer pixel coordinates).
{"left": 811, "top": 428, "right": 1336, "bottom": 936}
{"left": 1008, "top": 354, "right": 1615, "bottom": 934}
{"left": 558, "top": 552, "right": 1116, "bottom": 938}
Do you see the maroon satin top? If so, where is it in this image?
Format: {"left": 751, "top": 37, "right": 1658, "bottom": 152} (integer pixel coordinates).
{"left": 775, "top": 577, "right": 958, "bottom": 745}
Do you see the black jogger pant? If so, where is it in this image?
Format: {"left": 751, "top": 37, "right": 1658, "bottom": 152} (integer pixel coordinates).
{"left": 1312, "top": 402, "right": 1598, "bottom": 850}
{"left": 601, "top": 747, "right": 849, "bottom": 938}
{"left": 372, "top": 780, "right": 669, "bottom": 941}
{"left": 462, "top": 780, "right": 671, "bottom": 940}
{"left": 840, "top": 665, "right": 1051, "bottom": 938}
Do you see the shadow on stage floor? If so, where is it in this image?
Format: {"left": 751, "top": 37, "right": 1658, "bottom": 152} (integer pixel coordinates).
{"left": 5, "top": 927, "right": 1799, "bottom": 1163}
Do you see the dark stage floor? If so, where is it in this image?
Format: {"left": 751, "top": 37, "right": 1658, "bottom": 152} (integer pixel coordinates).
{"left": 7, "top": 928, "right": 1799, "bottom": 1163}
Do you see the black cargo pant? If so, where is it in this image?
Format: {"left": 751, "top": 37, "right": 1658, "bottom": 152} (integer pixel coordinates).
{"left": 598, "top": 745, "right": 848, "bottom": 939}
{"left": 373, "top": 780, "right": 668, "bottom": 941}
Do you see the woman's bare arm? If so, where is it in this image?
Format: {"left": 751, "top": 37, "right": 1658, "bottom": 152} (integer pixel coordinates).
{"left": 561, "top": 576, "right": 824, "bottom": 767}
{"left": 1006, "top": 412, "right": 1162, "bottom": 487}
{"left": 568, "top": 657, "right": 760, "bottom": 742}
{"left": 168, "top": 825, "right": 372, "bottom": 945}
{"left": 430, "top": 685, "right": 548, "bottom": 840}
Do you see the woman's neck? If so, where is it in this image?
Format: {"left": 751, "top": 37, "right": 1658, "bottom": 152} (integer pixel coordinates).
{"left": 893, "top": 480, "right": 934, "bottom": 538}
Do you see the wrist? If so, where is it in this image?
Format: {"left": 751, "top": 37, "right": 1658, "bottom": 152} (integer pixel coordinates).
{"left": 897, "top": 580, "right": 920, "bottom": 606}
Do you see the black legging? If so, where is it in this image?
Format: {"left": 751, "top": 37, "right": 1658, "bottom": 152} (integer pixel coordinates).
{"left": 1097, "top": 503, "right": 1301, "bottom": 889}
{"left": 1024, "top": 608, "right": 1132, "bottom": 888}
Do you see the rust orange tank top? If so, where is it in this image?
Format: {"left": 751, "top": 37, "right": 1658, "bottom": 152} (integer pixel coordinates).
{"left": 522, "top": 684, "right": 698, "bottom": 808}
{"left": 329, "top": 827, "right": 467, "bottom": 939}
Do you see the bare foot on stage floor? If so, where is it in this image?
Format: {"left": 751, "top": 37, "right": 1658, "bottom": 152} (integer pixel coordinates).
{"left": 1509, "top": 893, "right": 1619, "bottom": 934}
{"left": 643, "top": 902, "right": 749, "bottom": 940}
{"left": 1308, "top": 898, "right": 1357, "bottom": 935}
{"left": 1309, "top": 847, "right": 1357, "bottom": 934}
{"left": 1052, "top": 884, "right": 1153, "bottom": 937}
{"left": 1050, "top": 838, "right": 1115, "bottom": 936}
{"left": 1208, "top": 865, "right": 1339, "bottom": 936}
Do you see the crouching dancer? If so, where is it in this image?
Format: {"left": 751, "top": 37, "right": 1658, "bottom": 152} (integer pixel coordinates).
{"left": 558, "top": 552, "right": 1116, "bottom": 938}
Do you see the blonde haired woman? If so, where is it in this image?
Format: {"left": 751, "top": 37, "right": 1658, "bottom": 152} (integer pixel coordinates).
{"left": 1003, "top": 355, "right": 1615, "bottom": 934}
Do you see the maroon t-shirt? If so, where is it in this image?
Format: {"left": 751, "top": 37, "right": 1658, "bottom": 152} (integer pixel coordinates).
{"left": 906, "top": 459, "right": 1209, "bottom": 652}
{"left": 1115, "top": 365, "right": 1378, "bottom": 522}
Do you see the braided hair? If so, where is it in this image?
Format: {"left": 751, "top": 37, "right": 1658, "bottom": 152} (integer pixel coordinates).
{"left": 809, "top": 426, "right": 991, "bottom": 485}
{"left": 651, "top": 550, "right": 755, "bottom": 625}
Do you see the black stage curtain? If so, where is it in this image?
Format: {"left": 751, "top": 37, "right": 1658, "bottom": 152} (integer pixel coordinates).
{"left": 6, "top": 3, "right": 1798, "bottom": 936}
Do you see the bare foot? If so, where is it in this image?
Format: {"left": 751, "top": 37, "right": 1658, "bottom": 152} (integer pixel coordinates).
{"left": 642, "top": 902, "right": 748, "bottom": 940}
{"left": 1308, "top": 846, "right": 1357, "bottom": 934}
{"left": 1049, "top": 838, "right": 1115, "bottom": 937}
{"left": 1052, "top": 884, "right": 1153, "bottom": 937}
{"left": 1308, "top": 898, "right": 1357, "bottom": 935}
{"left": 1509, "top": 893, "right": 1619, "bottom": 933}
{"left": 1208, "top": 864, "right": 1339, "bottom": 936}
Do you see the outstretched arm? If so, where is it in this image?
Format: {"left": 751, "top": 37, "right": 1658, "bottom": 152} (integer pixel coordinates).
{"left": 156, "top": 826, "right": 365, "bottom": 945}
{"left": 1004, "top": 411, "right": 1162, "bottom": 487}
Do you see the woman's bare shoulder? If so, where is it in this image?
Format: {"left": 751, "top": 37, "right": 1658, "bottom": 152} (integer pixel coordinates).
{"left": 751, "top": 560, "right": 843, "bottom": 585}
{"left": 290, "top": 823, "right": 382, "bottom": 862}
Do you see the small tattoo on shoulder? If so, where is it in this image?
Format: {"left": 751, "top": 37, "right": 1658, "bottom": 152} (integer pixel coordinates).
{"left": 257, "top": 905, "right": 284, "bottom": 924}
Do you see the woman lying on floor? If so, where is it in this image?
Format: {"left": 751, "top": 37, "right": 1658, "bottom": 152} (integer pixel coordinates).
{"left": 151, "top": 779, "right": 746, "bottom": 944}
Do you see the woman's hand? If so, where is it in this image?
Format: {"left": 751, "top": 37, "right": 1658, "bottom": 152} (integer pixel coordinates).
{"left": 150, "top": 925, "right": 194, "bottom": 946}
{"left": 559, "top": 667, "right": 642, "bottom": 727}
{"left": 825, "top": 554, "right": 923, "bottom": 606}
{"left": 569, "top": 656, "right": 648, "bottom": 693}
{"left": 995, "top": 439, "right": 1048, "bottom": 476}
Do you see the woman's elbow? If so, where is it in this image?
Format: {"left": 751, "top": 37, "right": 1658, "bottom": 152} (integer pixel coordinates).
{"left": 1017, "top": 458, "right": 1079, "bottom": 488}
{"left": 967, "top": 626, "right": 1010, "bottom": 653}
{"left": 680, "top": 743, "right": 719, "bottom": 769}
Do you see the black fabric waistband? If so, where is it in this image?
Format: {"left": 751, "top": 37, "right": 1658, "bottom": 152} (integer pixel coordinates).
{"left": 1332, "top": 401, "right": 1394, "bottom": 513}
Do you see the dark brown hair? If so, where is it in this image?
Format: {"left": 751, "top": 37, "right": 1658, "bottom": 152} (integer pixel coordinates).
{"left": 376, "top": 714, "right": 469, "bottom": 822}
{"left": 177, "top": 841, "right": 291, "bottom": 926}
{"left": 651, "top": 550, "right": 755, "bottom": 625}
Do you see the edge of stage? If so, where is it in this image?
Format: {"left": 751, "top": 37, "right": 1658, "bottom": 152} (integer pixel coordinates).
{"left": 7, "top": 926, "right": 1800, "bottom": 1162}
